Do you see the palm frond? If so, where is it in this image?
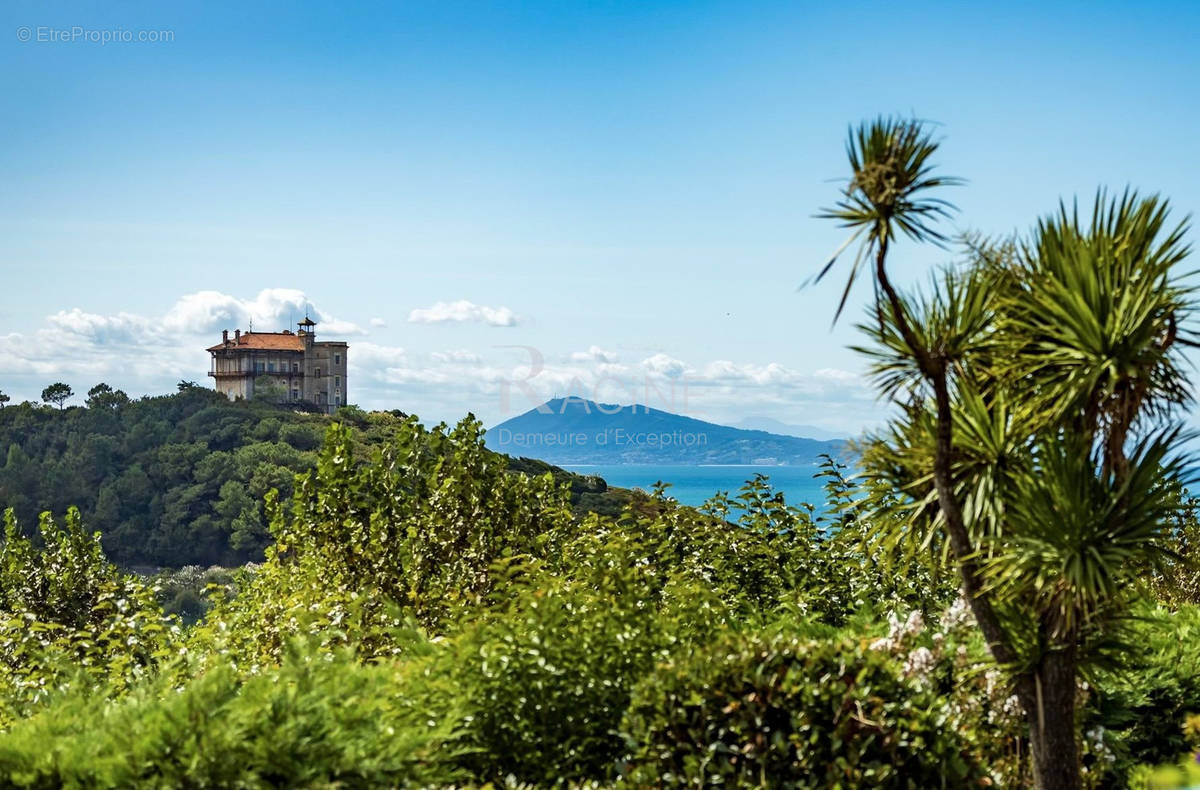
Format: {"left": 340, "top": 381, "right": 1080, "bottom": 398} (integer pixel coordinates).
{"left": 983, "top": 427, "right": 1195, "bottom": 639}
{"left": 811, "top": 116, "right": 962, "bottom": 323}
{"left": 1002, "top": 190, "right": 1195, "bottom": 439}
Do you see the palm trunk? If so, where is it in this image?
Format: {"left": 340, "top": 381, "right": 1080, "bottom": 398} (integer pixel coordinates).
{"left": 1022, "top": 645, "right": 1081, "bottom": 790}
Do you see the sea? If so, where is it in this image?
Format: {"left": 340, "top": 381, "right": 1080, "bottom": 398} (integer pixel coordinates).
{"left": 562, "top": 463, "right": 831, "bottom": 511}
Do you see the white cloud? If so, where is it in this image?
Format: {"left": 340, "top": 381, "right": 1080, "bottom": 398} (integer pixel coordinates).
{"left": 46, "top": 309, "right": 154, "bottom": 346}
{"left": 369, "top": 317, "right": 388, "bottom": 328}
{"left": 640, "top": 353, "right": 687, "bottom": 378}
{"left": 814, "top": 367, "right": 858, "bottom": 382}
{"left": 352, "top": 342, "right": 408, "bottom": 368}
{"left": 407, "top": 300, "right": 518, "bottom": 327}
{"left": 159, "top": 289, "right": 368, "bottom": 336}
{"left": 569, "top": 345, "right": 618, "bottom": 363}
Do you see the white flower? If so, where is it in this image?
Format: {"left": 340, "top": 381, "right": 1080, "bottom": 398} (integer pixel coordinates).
{"left": 940, "top": 595, "right": 974, "bottom": 631}
{"left": 903, "top": 646, "right": 937, "bottom": 679}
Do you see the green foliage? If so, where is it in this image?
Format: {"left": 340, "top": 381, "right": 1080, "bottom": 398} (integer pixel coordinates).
{"left": 3, "top": 398, "right": 1199, "bottom": 786}
{"left": 855, "top": 198, "right": 1196, "bottom": 672}
{"left": 85, "top": 383, "right": 129, "bottom": 410}
{"left": 38, "top": 383, "right": 72, "bottom": 410}
{"left": 3, "top": 375, "right": 1199, "bottom": 787}
{"left": 150, "top": 564, "right": 237, "bottom": 624}
{"left": 1087, "top": 604, "right": 1200, "bottom": 784}
{"left": 623, "top": 629, "right": 988, "bottom": 788}
{"left": 0, "top": 387, "right": 311, "bottom": 566}
{"left": 438, "top": 558, "right": 664, "bottom": 783}
{"left": 814, "top": 116, "right": 962, "bottom": 320}
{"left": 819, "top": 115, "right": 1199, "bottom": 788}
{"left": 1150, "top": 485, "right": 1200, "bottom": 608}
{"left": 0, "top": 644, "right": 467, "bottom": 789}
{"left": 0, "top": 508, "right": 178, "bottom": 725}
{"left": 199, "top": 415, "right": 577, "bottom": 664}
{"left": 1006, "top": 190, "right": 1192, "bottom": 437}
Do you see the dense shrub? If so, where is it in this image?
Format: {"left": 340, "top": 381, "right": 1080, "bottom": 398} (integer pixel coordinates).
{"left": 1151, "top": 486, "right": 1200, "bottom": 608}
{"left": 0, "top": 645, "right": 466, "bottom": 788}
{"left": 441, "top": 558, "right": 663, "bottom": 783}
{"left": 623, "top": 630, "right": 989, "bottom": 788}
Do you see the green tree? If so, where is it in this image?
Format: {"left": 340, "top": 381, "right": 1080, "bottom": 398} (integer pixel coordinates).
{"left": 818, "top": 118, "right": 1193, "bottom": 790}
{"left": 86, "top": 382, "right": 129, "bottom": 410}
{"left": 40, "top": 383, "right": 73, "bottom": 410}
{"left": 0, "top": 390, "right": 9, "bottom": 409}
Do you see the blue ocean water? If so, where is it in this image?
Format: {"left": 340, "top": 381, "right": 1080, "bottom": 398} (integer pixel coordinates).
{"left": 563, "top": 463, "right": 830, "bottom": 510}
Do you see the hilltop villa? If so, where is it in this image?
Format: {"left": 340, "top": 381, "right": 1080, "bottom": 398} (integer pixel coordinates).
{"left": 206, "top": 318, "right": 348, "bottom": 414}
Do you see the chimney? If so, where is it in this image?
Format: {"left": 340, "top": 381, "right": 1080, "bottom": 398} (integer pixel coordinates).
{"left": 222, "top": 329, "right": 229, "bottom": 345}
{"left": 235, "top": 329, "right": 241, "bottom": 343}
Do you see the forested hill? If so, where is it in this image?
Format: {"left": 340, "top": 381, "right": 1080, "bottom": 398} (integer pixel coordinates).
{"left": 0, "top": 385, "right": 626, "bottom": 568}
{"left": 487, "top": 397, "right": 845, "bottom": 464}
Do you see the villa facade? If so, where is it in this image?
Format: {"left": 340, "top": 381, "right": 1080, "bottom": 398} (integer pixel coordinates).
{"left": 206, "top": 318, "right": 348, "bottom": 414}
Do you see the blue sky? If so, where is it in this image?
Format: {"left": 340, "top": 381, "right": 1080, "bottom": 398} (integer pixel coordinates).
{"left": 2, "top": 0, "right": 1199, "bottom": 433}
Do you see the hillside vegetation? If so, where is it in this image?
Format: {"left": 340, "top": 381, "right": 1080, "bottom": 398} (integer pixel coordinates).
{"left": 0, "top": 384, "right": 627, "bottom": 568}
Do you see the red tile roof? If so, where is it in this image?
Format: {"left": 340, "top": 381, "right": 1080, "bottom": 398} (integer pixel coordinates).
{"left": 207, "top": 332, "right": 305, "bottom": 353}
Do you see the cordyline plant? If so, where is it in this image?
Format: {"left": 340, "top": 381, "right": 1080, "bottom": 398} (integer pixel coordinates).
{"left": 816, "top": 116, "right": 1195, "bottom": 790}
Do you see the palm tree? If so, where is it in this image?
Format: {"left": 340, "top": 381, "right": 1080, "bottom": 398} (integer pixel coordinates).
{"left": 818, "top": 119, "right": 1195, "bottom": 790}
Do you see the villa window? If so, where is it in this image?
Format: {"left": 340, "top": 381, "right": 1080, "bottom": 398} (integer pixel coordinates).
{"left": 293, "top": 362, "right": 299, "bottom": 372}
{"left": 335, "top": 354, "right": 341, "bottom": 365}
{"left": 268, "top": 361, "right": 275, "bottom": 372}
{"left": 315, "top": 367, "right": 321, "bottom": 378}
{"left": 335, "top": 376, "right": 340, "bottom": 387}
{"left": 255, "top": 361, "right": 264, "bottom": 373}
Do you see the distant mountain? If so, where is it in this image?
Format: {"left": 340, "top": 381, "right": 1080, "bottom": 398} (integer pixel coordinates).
{"left": 487, "top": 397, "right": 844, "bottom": 465}
{"left": 733, "top": 416, "right": 844, "bottom": 442}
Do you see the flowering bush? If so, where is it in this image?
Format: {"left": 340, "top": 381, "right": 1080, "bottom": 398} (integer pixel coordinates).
{"left": 622, "top": 628, "right": 990, "bottom": 787}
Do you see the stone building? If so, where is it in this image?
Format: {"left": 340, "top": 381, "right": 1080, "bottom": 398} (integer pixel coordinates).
{"left": 207, "top": 318, "right": 348, "bottom": 414}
